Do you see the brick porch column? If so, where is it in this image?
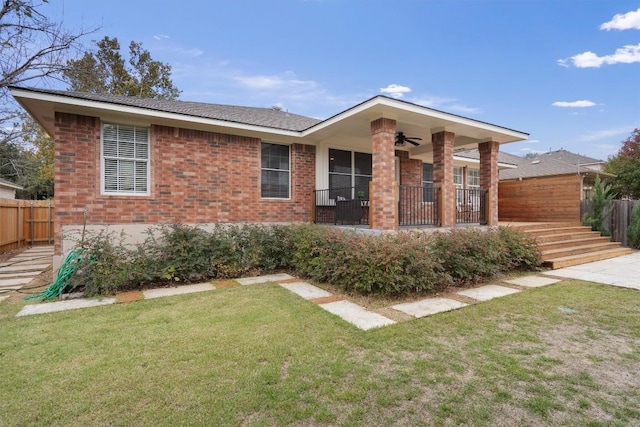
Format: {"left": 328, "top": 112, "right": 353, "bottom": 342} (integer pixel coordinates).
{"left": 370, "top": 118, "right": 398, "bottom": 231}
{"left": 479, "top": 140, "right": 499, "bottom": 226}
{"left": 432, "top": 130, "right": 455, "bottom": 227}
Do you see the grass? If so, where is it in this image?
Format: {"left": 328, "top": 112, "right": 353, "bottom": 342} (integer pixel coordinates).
{"left": 1, "top": 280, "right": 639, "bottom": 426}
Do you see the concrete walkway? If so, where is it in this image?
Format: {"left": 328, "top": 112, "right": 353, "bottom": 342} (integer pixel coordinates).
{"left": 544, "top": 250, "right": 640, "bottom": 290}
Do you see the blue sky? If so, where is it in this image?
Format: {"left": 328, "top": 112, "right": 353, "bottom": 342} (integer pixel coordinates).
{"left": 42, "top": 0, "right": 640, "bottom": 160}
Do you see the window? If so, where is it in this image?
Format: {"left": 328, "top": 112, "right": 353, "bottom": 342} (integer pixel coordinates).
{"left": 102, "top": 124, "right": 149, "bottom": 195}
{"left": 467, "top": 168, "right": 480, "bottom": 188}
{"left": 261, "top": 142, "right": 290, "bottom": 198}
{"left": 453, "top": 167, "right": 464, "bottom": 188}
{"left": 329, "top": 149, "right": 372, "bottom": 199}
{"left": 422, "top": 163, "right": 434, "bottom": 203}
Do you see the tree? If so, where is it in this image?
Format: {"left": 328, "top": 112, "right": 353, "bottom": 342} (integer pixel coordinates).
{"left": 583, "top": 175, "right": 614, "bottom": 236}
{"left": 0, "top": 0, "right": 96, "bottom": 194}
{"left": 604, "top": 128, "right": 640, "bottom": 199}
{"left": 627, "top": 203, "right": 640, "bottom": 249}
{"left": 63, "top": 36, "right": 181, "bottom": 100}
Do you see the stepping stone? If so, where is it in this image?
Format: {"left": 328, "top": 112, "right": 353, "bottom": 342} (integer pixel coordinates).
{"left": 0, "top": 277, "right": 33, "bottom": 287}
{"left": 0, "top": 264, "right": 50, "bottom": 273}
{"left": 235, "top": 273, "right": 294, "bottom": 286}
{"left": 319, "top": 300, "right": 395, "bottom": 330}
{"left": 457, "top": 285, "right": 521, "bottom": 302}
{"left": 392, "top": 298, "right": 468, "bottom": 318}
{"left": 0, "top": 271, "right": 40, "bottom": 278}
{"left": 23, "top": 246, "right": 54, "bottom": 251}
{"left": 143, "top": 283, "right": 215, "bottom": 299}
{"left": 0, "top": 258, "right": 52, "bottom": 267}
{"left": 504, "top": 276, "right": 561, "bottom": 288}
{"left": 279, "top": 282, "right": 332, "bottom": 300}
{"left": 0, "top": 295, "right": 8, "bottom": 303}
{"left": 16, "top": 298, "right": 116, "bottom": 317}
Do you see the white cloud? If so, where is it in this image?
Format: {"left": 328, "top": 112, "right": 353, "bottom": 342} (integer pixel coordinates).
{"left": 234, "top": 72, "right": 320, "bottom": 95}
{"left": 578, "top": 126, "right": 633, "bottom": 142}
{"left": 524, "top": 139, "right": 541, "bottom": 144}
{"left": 380, "top": 84, "right": 412, "bottom": 99}
{"left": 408, "top": 95, "right": 480, "bottom": 114}
{"left": 559, "top": 43, "right": 640, "bottom": 68}
{"left": 600, "top": 8, "right": 640, "bottom": 31}
{"left": 552, "top": 100, "right": 596, "bottom": 108}
{"left": 153, "top": 34, "right": 169, "bottom": 40}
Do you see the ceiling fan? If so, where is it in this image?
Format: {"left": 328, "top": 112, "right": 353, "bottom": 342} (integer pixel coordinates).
{"left": 395, "top": 132, "right": 422, "bottom": 147}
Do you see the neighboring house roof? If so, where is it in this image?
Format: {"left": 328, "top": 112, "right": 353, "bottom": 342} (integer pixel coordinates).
{"left": 537, "top": 149, "right": 603, "bottom": 166}
{"left": 498, "top": 149, "right": 613, "bottom": 180}
{"left": 0, "top": 177, "right": 23, "bottom": 190}
{"left": 10, "top": 86, "right": 529, "bottom": 152}
{"left": 454, "top": 149, "right": 518, "bottom": 169}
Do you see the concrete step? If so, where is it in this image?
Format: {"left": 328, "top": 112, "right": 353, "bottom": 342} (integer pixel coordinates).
{"left": 537, "top": 236, "right": 614, "bottom": 251}
{"left": 543, "top": 247, "right": 633, "bottom": 269}
{"left": 540, "top": 242, "right": 623, "bottom": 259}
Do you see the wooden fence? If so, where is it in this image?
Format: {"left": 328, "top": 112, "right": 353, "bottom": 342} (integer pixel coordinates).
{"left": 498, "top": 175, "right": 581, "bottom": 222}
{"left": 580, "top": 199, "right": 639, "bottom": 247}
{"left": 0, "top": 199, "right": 54, "bottom": 254}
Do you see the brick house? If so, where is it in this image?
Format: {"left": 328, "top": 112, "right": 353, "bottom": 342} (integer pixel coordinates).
{"left": 11, "top": 87, "right": 528, "bottom": 268}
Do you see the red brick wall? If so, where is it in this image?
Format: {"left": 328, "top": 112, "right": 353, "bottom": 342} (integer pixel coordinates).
{"left": 370, "top": 118, "right": 398, "bottom": 231}
{"left": 479, "top": 140, "right": 499, "bottom": 225}
{"left": 432, "top": 131, "right": 455, "bottom": 227}
{"left": 53, "top": 112, "right": 315, "bottom": 254}
{"left": 396, "top": 150, "right": 422, "bottom": 186}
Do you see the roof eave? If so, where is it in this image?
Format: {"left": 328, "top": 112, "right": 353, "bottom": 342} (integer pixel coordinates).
{"left": 10, "top": 87, "right": 303, "bottom": 139}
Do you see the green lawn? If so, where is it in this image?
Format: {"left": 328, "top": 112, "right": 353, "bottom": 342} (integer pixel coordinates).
{"left": 1, "top": 281, "right": 639, "bottom": 426}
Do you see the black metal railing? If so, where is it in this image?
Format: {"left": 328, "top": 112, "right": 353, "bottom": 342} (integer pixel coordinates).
{"left": 456, "top": 188, "right": 487, "bottom": 224}
{"left": 314, "top": 186, "right": 369, "bottom": 225}
{"left": 398, "top": 185, "right": 439, "bottom": 226}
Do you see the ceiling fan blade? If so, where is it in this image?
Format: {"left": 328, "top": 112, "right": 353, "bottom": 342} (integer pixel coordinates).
{"left": 407, "top": 136, "right": 422, "bottom": 141}
{"left": 407, "top": 139, "right": 420, "bottom": 146}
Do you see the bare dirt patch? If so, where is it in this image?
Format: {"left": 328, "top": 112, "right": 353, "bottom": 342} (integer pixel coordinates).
{"left": 213, "top": 279, "right": 240, "bottom": 289}
{"left": 116, "top": 291, "right": 144, "bottom": 304}
{"left": 309, "top": 295, "right": 343, "bottom": 305}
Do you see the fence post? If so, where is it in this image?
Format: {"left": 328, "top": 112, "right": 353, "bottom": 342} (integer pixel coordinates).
{"left": 30, "top": 201, "right": 34, "bottom": 246}
{"left": 16, "top": 201, "right": 21, "bottom": 248}
{"left": 47, "top": 201, "right": 52, "bottom": 244}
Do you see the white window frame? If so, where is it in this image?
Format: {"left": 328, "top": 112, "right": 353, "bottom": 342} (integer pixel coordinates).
{"left": 100, "top": 123, "right": 150, "bottom": 196}
{"left": 453, "top": 166, "right": 464, "bottom": 188}
{"left": 467, "top": 168, "right": 480, "bottom": 188}
{"left": 260, "top": 142, "right": 291, "bottom": 199}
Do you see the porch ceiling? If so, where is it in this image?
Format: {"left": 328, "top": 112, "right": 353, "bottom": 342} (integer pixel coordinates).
{"left": 302, "top": 96, "right": 529, "bottom": 154}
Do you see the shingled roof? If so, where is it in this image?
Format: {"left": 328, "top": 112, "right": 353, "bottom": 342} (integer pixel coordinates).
{"left": 498, "top": 149, "right": 610, "bottom": 180}
{"left": 12, "top": 87, "right": 322, "bottom": 132}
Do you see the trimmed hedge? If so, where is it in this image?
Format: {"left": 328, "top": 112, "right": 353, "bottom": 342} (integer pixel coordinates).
{"left": 67, "top": 224, "right": 541, "bottom": 297}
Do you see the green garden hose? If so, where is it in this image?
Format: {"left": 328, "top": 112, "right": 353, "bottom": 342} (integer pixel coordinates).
{"left": 23, "top": 248, "right": 84, "bottom": 301}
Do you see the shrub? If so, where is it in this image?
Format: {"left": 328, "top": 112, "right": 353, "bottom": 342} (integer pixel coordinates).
{"left": 583, "top": 175, "right": 614, "bottom": 236}
{"left": 67, "top": 223, "right": 541, "bottom": 298}
{"left": 67, "top": 230, "right": 136, "bottom": 296}
{"left": 627, "top": 203, "right": 640, "bottom": 249}
{"left": 496, "top": 226, "right": 541, "bottom": 270}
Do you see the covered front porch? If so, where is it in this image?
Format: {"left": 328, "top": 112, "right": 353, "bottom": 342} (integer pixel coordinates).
{"left": 304, "top": 97, "right": 528, "bottom": 231}
{"left": 313, "top": 184, "right": 486, "bottom": 227}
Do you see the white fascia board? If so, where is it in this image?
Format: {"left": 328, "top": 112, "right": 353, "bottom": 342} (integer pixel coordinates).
{"left": 302, "top": 96, "right": 529, "bottom": 141}
{"left": 11, "top": 88, "right": 301, "bottom": 139}
{"left": 0, "top": 181, "right": 23, "bottom": 190}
